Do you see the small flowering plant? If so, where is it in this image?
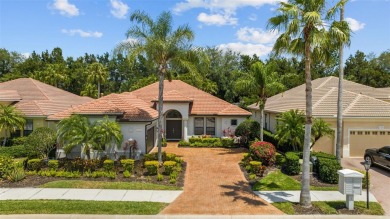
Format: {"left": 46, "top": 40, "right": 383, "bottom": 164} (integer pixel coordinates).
{"left": 249, "top": 141, "right": 276, "bottom": 166}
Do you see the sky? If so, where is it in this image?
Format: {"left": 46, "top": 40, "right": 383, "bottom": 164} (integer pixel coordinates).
{"left": 1, "top": 0, "right": 389, "bottom": 60}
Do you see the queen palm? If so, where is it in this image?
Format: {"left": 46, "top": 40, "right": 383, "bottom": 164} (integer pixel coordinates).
{"left": 87, "top": 62, "right": 108, "bottom": 98}
{"left": 0, "top": 104, "right": 26, "bottom": 146}
{"left": 268, "top": 0, "right": 350, "bottom": 207}
{"left": 235, "top": 61, "right": 285, "bottom": 141}
{"left": 116, "top": 10, "right": 194, "bottom": 163}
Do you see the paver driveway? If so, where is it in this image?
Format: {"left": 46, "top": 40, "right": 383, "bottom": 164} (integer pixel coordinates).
{"left": 158, "top": 143, "right": 283, "bottom": 215}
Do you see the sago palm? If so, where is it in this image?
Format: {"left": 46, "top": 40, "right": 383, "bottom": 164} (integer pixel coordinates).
{"left": 235, "top": 61, "right": 285, "bottom": 141}
{"left": 116, "top": 10, "right": 195, "bottom": 163}
{"left": 0, "top": 104, "right": 26, "bottom": 146}
{"left": 268, "top": 0, "right": 350, "bottom": 207}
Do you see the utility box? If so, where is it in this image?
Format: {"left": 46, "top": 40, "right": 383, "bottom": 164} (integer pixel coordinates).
{"left": 337, "top": 169, "right": 364, "bottom": 210}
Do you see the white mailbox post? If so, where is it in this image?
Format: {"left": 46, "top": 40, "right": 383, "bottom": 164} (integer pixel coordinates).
{"left": 337, "top": 169, "right": 364, "bottom": 210}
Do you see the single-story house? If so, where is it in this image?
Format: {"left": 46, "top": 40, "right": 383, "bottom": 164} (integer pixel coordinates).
{"left": 48, "top": 80, "right": 251, "bottom": 155}
{"left": 249, "top": 76, "right": 390, "bottom": 158}
{"left": 0, "top": 78, "right": 92, "bottom": 138}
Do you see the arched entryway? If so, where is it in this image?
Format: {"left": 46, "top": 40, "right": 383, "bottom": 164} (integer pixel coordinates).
{"left": 165, "top": 110, "right": 182, "bottom": 140}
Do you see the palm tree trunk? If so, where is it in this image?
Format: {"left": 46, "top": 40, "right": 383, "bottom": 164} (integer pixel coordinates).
{"left": 157, "top": 68, "right": 165, "bottom": 163}
{"left": 2, "top": 128, "right": 7, "bottom": 146}
{"left": 98, "top": 81, "right": 101, "bottom": 98}
{"left": 336, "top": 6, "right": 344, "bottom": 164}
{"left": 260, "top": 107, "right": 264, "bottom": 141}
{"left": 300, "top": 31, "right": 312, "bottom": 207}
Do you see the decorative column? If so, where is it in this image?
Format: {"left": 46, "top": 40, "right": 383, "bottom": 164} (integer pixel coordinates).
{"left": 183, "top": 118, "right": 188, "bottom": 140}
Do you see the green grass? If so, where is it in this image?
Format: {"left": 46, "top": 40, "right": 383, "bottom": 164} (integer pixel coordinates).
{"left": 273, "top": 201, "right": 384, "bottom": 215}
{"left": 0, "top": 200, "right": 167, "bottom": 215}
{"left": 39, "top": 180, "right": 181, "bottom": 190}
{"left": 253, "top": 170, "right": 337, "bottom": 191}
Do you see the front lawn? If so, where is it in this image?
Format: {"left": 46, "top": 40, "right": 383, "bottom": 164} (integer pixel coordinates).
{"left": 272, "top": 201, "right": 384, "bottom": 215}
{"left": 253, "top": 170, "right": 338, "bottom": 191}
{"left": 0, "top": 200, "right": 167, "bottom": 215}
{"left": 40, "top": 180, "right": 181, "bottom": 190}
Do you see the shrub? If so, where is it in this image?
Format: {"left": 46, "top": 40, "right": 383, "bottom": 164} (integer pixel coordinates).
{"left": 91, "top": 171, "right": 105, "bottom": 178}
{"left": 169, "top": 171, "right": 179, "bottom": 180}
{"left": 105, "top": 171, "right": 116, "bottom": 179}
{"left": 249, "top": 161, "right": 262, "bottom": 174}
{"left": 10, "top": 136, "right": 28, "bottom": 146}
{"left": 178, "top": 140, "right": 190, "bottom": 146}
{"left": 0, "top": 155, "right": 14, "bottom": 178}
{"left": 165, "top": 153, "right": 176, "bottom": 161}
{"left": 27, "top": 159, "right": 44, "bottom": 171}
{"left": 143, "top": 153, "right": 157, "bottom": 161}
{"left": 283, "top": 152, "right": 300, "bottom": 175}
{"left": 0, "top": 145, "right": 28, "bottom": 158}
{"left": 103, "top": 159, "right": 115, "bottom": 172}
{"left": 71, "top": 157, "right": 85, "bottom": 172}
{"left": 235, "top": 119, "right": 260, "bottom": 145}
{"left": 275, "top": 152, "right": 286, "bottom": 167}
{"left": 123, "top": 170, "right": 131, "bottom": 178}
{"left": 241, "top": 153, "right": 252, "bottom": 166}
{"left": 48, "top": 160, "right": 59, "bottom": 170}
{"left": 169, "top": 178, "right": 176, "bottom": 184}
{"left": 163, "top": 161, "right": 177, "bottom": 175}
{"left": 263, "top": 130, "right": 278, "bottom": 148}
{"left": 174, "top": 157, "right": 183, "bottom": 164}
{"left": 311, "top": 151, "right": 336, "bottom": 160}
{"left": 157, "top": 173, "right": 163, "bottom": 181}
{"left": 202, "top": 138, "right": 220, "bottom": 145}
{"left": 318, "top": 158, "right": 342, "bottom": 184}
{"left": 249, "top": 174, "right": 257, "bottom": 180}
{"left": 162, "top": 138, "right": 167, "bottom": 147}
{"left": 353, "top": 169, "right": 370, "bottom": 189}
{"left": 249, "top": 141, "right": 276, "bottom": 166}
{"left": 189, "top": 137, "right": 202, "bottom": 144}
{"left": 6, "top": 167, "right": 25, "bottom": 182}
{"left": 221, "top": 138, "right": 234, "bottom": 147}
{"left": 213, "top": 141, "right": 223, "bottom": 147}
{"left": 120, "top": 159, "right": 135, "bottom": 172}
{"left": 83, "top": 159, "right": 100, "bottom": 172}
{"left": 145, "top": 161, "right": 159, "bottom": 175}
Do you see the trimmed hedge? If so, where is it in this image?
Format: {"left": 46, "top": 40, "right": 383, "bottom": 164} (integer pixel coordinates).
{"left": 0, "top": 145, "right": 28, "bottom": 158}
{"left": 145, "top": 161, "right": 159, "bottom": 175}
{"left": 103, "top": 159, "right": 115, "bottom": 172}
{"left": 183, "top": 137, "right": 235, "bottom": 148}
{"left": 120, "top": 159, "right": 135, "bottom": 173}
{"left": 283, "top": 152, "right": 300, "bottom": 175}
{"left": 317, "top": 157, "right": 342, "bottom": 184}
{"left": 178, "top": 140, "right": 190, "bottom": 146}
{"left": 48, "top": 160, "right": 59, "bottom": 170}
{"left": 163, "top": 161, "right": 177, "bottom": 175}
{"left": 27, "top": 159, "right": 45, "bottom": 171}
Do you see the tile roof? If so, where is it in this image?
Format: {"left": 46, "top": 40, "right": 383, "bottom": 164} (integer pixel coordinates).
{"left": 248, "top": 76, "right": 390, "bottom": 117}
{"left": 0, "top": 90, "right": 21, "bottom": 101}
{"left": 48, "top": 93, "right": 158, "bottom": 121}
{"left": 0, "top": 78, "right": 92, "bottom": 117}
{"left": 131, "top": 80, "right": 251, "bottom": 116}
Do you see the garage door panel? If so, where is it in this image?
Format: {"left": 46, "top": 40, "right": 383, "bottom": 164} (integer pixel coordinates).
{"left": 350, "top": 130, "right": 390, "bottom": 157}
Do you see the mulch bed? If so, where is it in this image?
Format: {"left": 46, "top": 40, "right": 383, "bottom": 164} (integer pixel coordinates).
{"left": 290, "top": 173, "right": 337, "bottom": 188}
{"left": 0, "top": 160, "right": 186, "bottom": 188}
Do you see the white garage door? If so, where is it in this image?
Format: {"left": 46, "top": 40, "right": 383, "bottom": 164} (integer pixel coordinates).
{"left": 349, "top": 130, "right": 390, "bottom": 157}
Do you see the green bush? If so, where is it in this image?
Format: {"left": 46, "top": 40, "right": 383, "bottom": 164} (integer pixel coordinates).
{"left": 213, "top": 141, "right": 223, "bottom": 147}
{"left": 249, "top": 161, "right": 262, "bottom": 173}
{"left": 70, "top": 157, "right": 84, "bottom": 172}
{"left": 263, "top": 130, "right": 278, "bottom": 148}
{"left": 103, "top": 159, "right": 115, "bottom": 172}
{"left": 145, "top": 161, "right": 159, "bottom": 175}
{"left": 157, "top": 173, "right": 164, "bottom": 181}
{"left": 163, "top": 161, "right": 177, "bottom": 175}
{"left": 275, "top": 152, "right": 286, "bottom": 167}
{"left": 10, "top": 136, "right": 28, "bottom": 146}
{"left": 0, "top": 145, "right": 28, "bottom": 158}
{"left": 120, "top": 159, "right": 135, "bottom": 173}
{"left": 283, "top": 152, "right": 300, "bottom": 175}
{"left": 48, "top": 160, "right": 59, "bottom": 170}
{"left": 83, "top": 159, "right": 100, "bottom": 172}
{"left": 221, "top": 138, "right": 234, "bottom": 147}
{"left": 6, "top": 167, "right": 25, "bottom": 182}
{"left": 235, "top": 119, "right": 260, "bottom": 145}
{"left": 123, "top": 170, "right": 131, "bottom": 178}
{"left": 162, "top": 138, "right": 167, "bottom": 147}
{"left": 178, "top": 140, "right": 190, "bottom": 146}
{"left": 165, "top": 153, "right": 177, "bottom": 161}
{"left": 0, "top": 155, "right": 14, "bottom": 178}
{"left": 318, "top": 158, "right": 342, "bottom": 184}
{"left": 27, "top": 159, "right": 44, "bottom": 171}
{"left": 189, "top": 137, "right": 202, "bottom": 144}
{"left": 143, "top": 152, "right": 166, "bottom": 161}
{"left": 249, "top": 141, "right": 276, "bottom": 166}
{"left": 174, "top": 157, "right": 183, "bottom": 164}
{"left": 241, "top": 152, "right": 252, "bottom": 166}
{"left": 249, "top": 174, "right": 257, "bottom": 180}
{"left": 105, "top": 171, "right": 116, "bottom": 179}
{"left": 311, "top": 151, "right": 336, "bottom": 160}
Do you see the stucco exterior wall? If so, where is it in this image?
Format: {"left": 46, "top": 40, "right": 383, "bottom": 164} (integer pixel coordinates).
{"left": 187, "top": 116, "right": 247, "bottom": 138}
{"left": 120, "top": 122, "right": 148, "bottom": 155}
{"left": 251, "top": 110, "right": 278, "bottom": 133}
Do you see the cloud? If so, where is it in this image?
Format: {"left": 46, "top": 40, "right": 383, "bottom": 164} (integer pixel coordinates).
{"left": 197, "top": 12, "right": 237, "bottom": 26}
{"left": 248, "top": 14, "right": 257, "bottom": 21}
{"left": 237, "top": 27, "right": 279, "bottom": 44}
{"left": 21, "top": 53, "right": 31, "bottom": 59}
{"left": 51, "top": 0, "right": 79, "bottom": 17}
{"left": 345, "top": 17, "right": 365, "bottom": 32}
{"left": 218, "top": 42, "right": 273, "bottom": 57}
{"left": 174, "top": 0, "right": 281, "bottom": 13}
{"left": 110, "top": 0, "right": 129, "bottom": 19}
{"left": 61, "top": 29, "right": 103, "bottom": 38}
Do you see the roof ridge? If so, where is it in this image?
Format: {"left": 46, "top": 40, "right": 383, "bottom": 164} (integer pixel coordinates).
{"left": 315, "top": 76, "right": 334, "bottom": 89}
{"left": 313, "top": 87, "right": 336, "bottom": 109}
{"left": 343, "top": 93, "right": 362, "bottom": 115}
{"left": 30, "top": 78, "right": 51, "bottom": 100}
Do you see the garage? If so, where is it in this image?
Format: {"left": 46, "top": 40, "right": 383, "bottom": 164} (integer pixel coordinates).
{"left": 349, "top": 130, "right": 390, "bottom": 157}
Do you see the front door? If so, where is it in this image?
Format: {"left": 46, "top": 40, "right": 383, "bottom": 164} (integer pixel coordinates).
{"left": 166, "top": 120, "right": 182, "bottom": 140}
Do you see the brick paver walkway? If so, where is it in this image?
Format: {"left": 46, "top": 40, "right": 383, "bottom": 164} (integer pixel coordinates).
{"left": 158, "top": 143, "right": 283, "bottom": 215}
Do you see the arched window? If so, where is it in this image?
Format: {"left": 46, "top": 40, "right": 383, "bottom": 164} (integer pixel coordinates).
{"left": 166, "top": 110, "right": 182, "bottom": 118}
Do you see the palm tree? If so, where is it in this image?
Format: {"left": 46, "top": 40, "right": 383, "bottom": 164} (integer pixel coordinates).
{"left": 0, "top": 104, "right": 26, "bottom": 146}
{"left": 311, "top": 118, "right": 334, "bottom": 148}
{"left": 116, "top": 11, "right": 194, "bottom": 163}
{"left": 87, "top": 62, "right": 108, "bottom": 98}
{"left": 268, "top": 0, "right": 350, "bottom": 207}
{"left": 235, "top": 61, "right": 285, "bottom": 141}
{"left": 80, "top": 83, "right": 98, "bottom": 98}
{"left": 94, "top": 116, "right": 123, "bottom": 151}
{"left": 276, "top": 109, "right": 305, "bottom": 151}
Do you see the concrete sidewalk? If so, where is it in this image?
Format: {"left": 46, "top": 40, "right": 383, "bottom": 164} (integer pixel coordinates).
{"left": 0, "top": 188, "right": 182, "bottom": 203}
{"left": 255, "top": 190, "right": 377, "bottom": 203}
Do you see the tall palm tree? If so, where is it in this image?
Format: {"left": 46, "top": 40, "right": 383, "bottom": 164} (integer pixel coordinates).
{"left": 116, "top": 10, "right": 194, "bottom": 163}
{"left": 0, "top": 104, "right": 26, "bottom": 146}
{"left": 87, "top": 62, "right": 108, "bottom": 98}
{"left": 268, "top": 0, "right": 350, "bottom": 207}
{"left": 94, "top": 116, "right": 123, "bottom": 151}
{"left": 235, "top": 61, "right": 285, "bottom": 141}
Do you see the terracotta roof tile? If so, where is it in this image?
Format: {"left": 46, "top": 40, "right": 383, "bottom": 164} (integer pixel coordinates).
{"left": 0, "top": 90, "right": 21, "bottom": 101}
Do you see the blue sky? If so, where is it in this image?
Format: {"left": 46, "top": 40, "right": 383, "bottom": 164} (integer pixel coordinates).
{"left": 1, "top": 0, "right": 389, "bottom": 60}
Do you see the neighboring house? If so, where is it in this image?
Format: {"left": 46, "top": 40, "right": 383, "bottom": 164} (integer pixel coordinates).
{"left": 49, "top": 80, "right": 251, "bottom": 155}
{"left": 249, "top": 76, "right": 390, "bottom": 158}
{"left": 0, "top": 78, "right": 92, "bottom": 138}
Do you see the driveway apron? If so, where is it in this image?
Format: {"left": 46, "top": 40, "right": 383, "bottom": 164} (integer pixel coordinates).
{"left": 158, "top": 143, "right": 283, "bottom": 215}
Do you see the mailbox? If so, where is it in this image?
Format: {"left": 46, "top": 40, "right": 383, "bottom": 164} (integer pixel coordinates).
{"left": 337, "top": 169, "right": 364, "bottom": 210}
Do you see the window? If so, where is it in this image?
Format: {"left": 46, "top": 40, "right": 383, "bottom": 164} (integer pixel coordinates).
{"left": 372, "top": 131, "right": 378, "bottom": 135}
{"left": 365, "top": 131, "right": 370, "bottom": 135}
{"left": 12, "top": 119, "right": 33, "bottom": 137}
{"left": 166, "top": 110, "right": 182, "bottom": 118}
{"left": 206, "top": 118, "right": 215, "bottom": 135}
{"left": 350, "top": 131, "right": 355, "bottom": 135}
{"left": 357, "top": 131, "right": 363, "bottom": 135}
{"left": 380, "top": 131, "right": 385, "bottom": 135}
{"left": 231, "top": 119, "right": 237, "bottom": 126}
{"left": 194, "top": 117, "right": 204, "bottom": 135}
